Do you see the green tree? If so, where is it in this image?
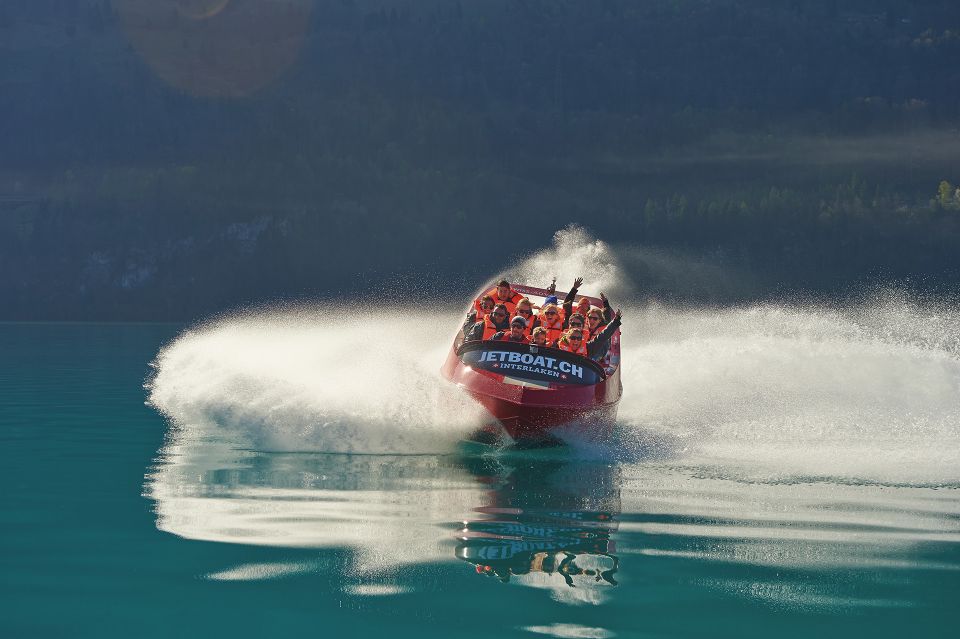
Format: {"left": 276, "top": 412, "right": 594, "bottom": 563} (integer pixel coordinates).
{"left": 938, "top": 180, "right": 955, "bottom": 209}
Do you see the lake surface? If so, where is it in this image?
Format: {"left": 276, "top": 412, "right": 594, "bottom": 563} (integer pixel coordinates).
{"left": 2, "top": 321, "right": 959, "bottom": 638}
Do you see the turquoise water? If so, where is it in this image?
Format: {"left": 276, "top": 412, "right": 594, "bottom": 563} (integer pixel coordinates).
{"left": 3, "top": 320, "right": 959, "bottom": 639}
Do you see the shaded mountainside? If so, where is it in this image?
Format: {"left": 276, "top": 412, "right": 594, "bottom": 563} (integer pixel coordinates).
{"left": 1, "top": 0, "right": 960, "bottom": 319}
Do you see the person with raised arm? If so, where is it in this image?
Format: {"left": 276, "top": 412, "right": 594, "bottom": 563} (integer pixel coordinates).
{"left": 585, "top": 309, "right": 622, "bottom": 361}
{"left": 557, "top": 309, "right": 621, "bottom": 361}
{"left": 561, "top": 277, "right": 584, "bottom": 320}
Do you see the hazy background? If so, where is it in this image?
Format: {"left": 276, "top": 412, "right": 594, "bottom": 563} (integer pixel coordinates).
{"left": 2, "top": 0, "right": 960, "bottom": 320}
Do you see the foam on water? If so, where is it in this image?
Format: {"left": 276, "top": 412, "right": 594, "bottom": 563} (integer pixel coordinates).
{"left": 148, "top": 228, "right": 960, "bottom": 484}
{"left": 617, "top": 295, "right": 960, "bottom": 484}
{"left": 147, "top": 307, "right": 486, "bottom": 454}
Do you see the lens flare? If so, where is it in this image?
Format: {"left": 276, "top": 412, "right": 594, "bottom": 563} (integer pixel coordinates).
{"left": 174, "top": 0, "right": 232, "bottom": 21}
{"left": 113, "top": 0, "right": 311, "bottom": 97}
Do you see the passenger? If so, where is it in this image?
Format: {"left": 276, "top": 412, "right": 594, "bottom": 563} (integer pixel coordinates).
{"left": 461, "top": 294, "right": 497, "bottom": 338}
{"left": 593, "top": 293, "right": 618, "bottom": 372}
{"left": 537, "top": 303, "right": 566, "bottom": 343}
{"left": 474, "top": 279, "right": 524, "bottom": 316}
{"left": 476, "top": 295, "right": 495, "bottom": 321}
{"left": 585, "top": 308, "right": 607, "bottom": 337}
{"left": 566, "top": 312, "right": 588, "bottom": 340}
{"left": 585, "top": 309, "right": 622, "bottom": 361}
{"left": 515, "top": 298, "right": 539, "bottom": 336}
{"left": 556, "top": 328, "right": 588, "bottom": 356}
{"left": 465, "top": 304, "right": 510, "bottom": 342}
{"left": 530, "top": 326, "right": 549, "bottom": 347}
{"left": 557, "top": 309, "right": 622, "bottom": 361}
{"left": 491, "top": 317, "right": 531, "bottom": 343}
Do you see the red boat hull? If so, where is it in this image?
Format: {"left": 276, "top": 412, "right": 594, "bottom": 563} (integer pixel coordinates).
{"left": 441, "top": 343, "right": 621, "bottom": 445}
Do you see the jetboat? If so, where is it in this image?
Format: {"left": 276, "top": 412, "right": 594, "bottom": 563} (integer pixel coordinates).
{"left": 441, "top": 284, "right": 622, "bottom": 446}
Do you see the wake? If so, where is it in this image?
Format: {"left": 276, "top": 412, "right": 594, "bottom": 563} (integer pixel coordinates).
{"left": 147, "top": 228, "right": 960, "bottom": 484}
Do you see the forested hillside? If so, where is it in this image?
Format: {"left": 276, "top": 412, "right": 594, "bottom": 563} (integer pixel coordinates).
{"left": 2, "top": 0, "right": 960, "bottom": 319}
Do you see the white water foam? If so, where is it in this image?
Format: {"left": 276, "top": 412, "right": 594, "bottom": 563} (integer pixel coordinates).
{"left": 617, "top": 295, "right": 960, "bottom": 484}
{"left": 147, "top": 228, "right": 960, "bottom": 484}
{"left": 147, "top": 307, "right": 486, "bottom": 454}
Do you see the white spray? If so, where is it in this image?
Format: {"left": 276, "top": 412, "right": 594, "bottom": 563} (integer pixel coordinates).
{"left": 147, "top": 228, "right": 960, "bottom": 483}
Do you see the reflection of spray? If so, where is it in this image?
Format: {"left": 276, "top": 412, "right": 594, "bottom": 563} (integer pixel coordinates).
{"left": 146, "top": 444, "right": 487, "bottom": 580}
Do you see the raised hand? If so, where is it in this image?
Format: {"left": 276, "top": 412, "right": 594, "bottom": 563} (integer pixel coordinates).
{"left": 573, "top": 277, "right": 584, "bottom": 289}
{"left": 599, "top": 292, "right": 608, "bottom": 303}
{"left": 615, "top": 309, "right": 622, "bottom": 321}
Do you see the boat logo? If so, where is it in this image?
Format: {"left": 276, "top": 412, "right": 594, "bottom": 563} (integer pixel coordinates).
{"left": 476, "top": 350, "right": 584, "bottom": 380}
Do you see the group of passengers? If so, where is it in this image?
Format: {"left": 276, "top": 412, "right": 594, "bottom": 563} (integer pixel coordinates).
{"left": 462, "top": 278, "right": 622, "bottom": 363}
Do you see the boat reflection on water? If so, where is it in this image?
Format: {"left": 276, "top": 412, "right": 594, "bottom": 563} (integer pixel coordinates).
{"left": 147, "top": 419, "right": 625, "bottom": 605}
{"left": 454, "top": 457, "right": 622, "bottom": 602}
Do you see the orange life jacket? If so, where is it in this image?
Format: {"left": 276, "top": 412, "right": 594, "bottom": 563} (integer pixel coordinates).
{"left": 576, "top": 300, "right": 591, "bottom": 317}
{"left": 475, "top": 307, "right": 493, "bottom": 323}
{"left": 517, "top": 313, "right": 537, "bottom": 337}
{"left": 475, "top": 287, "right": 523, "bottom": 316}
{"left": 481, "top": 316, "right": 507, "bottom": 341}
{"left": 538, "top": 309, "right": 566, "bottom": 343}
{"left": 557, "top": 336, "right": 588, "bottom": 356}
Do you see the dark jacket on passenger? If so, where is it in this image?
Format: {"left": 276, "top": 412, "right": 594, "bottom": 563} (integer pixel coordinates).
{"left": 600, "top": 297, "right": 614, "bottom": 323}
{"left": 563, "top": 286, "right": 614, "bottom": 327}
{"left": 462, "top": 310, "right": 480, "bottom": 338}
{"left": 562, "top": 287, "right": 578, "bottom": 328}
{"left": 464, "top": 314, "right": 510, "bottom": 342}
{"left": 584, "top": 315, "right": 621, "bottom": 361}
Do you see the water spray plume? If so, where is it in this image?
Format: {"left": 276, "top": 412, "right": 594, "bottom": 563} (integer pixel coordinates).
{"left": 148, "top": 228, "right": 960, "bottom": 485}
